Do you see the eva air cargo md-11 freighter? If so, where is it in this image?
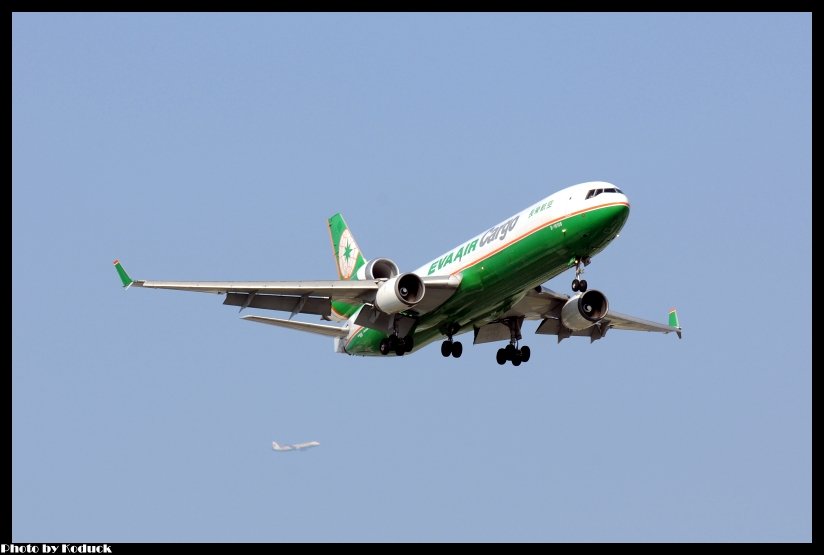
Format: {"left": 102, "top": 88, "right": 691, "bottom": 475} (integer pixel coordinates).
{"left": 115, "top": 181, "right": 681, "bottom": 365}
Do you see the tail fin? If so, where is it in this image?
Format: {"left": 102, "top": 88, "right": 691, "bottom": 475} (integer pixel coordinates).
{"left": 272, "top": 441, "right": 280, "bottom": 450}
{"left": 327, "top": 213, "right": 366, "bottom": 280}
{"left": 668, "top": 308, "right": 682, "bottom": 339}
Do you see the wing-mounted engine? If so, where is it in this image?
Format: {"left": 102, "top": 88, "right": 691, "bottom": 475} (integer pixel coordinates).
{"left": 353, "top": 271, "right": 426, "bottom": 336}
{"left": 535, "top": 289, "right": 610, "bottom": 343}
{"left": 560, "top": 290, "right": 609, "bottom": 330}
{"left": 356, "top": 258, "right": 400, "bottom": 280}
{"left": 354, "top": 272, "right": 460, "bottom": 336}
{"left": 374, "top": 273, "right": 425, "bottom": 314}
{"left": 353, "top": 257, "right": 425, "bottom": 331}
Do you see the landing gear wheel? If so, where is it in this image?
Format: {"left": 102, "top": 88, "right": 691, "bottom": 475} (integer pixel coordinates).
{"left": 394, "top": 337, "right": 406, "bottom": 357}
{"left": 441, "top": 341, "right": 452, "bottom": 357}
{"left": 520, "top": 346, "right": 531, "bottom": 363}
{"left": 379, "top": 338, "right": 391, "bottom": 355}
{"left": 572, "top": 257, "right": 590, "bottom": 292}
{"left": 405, "top": 336, "right": 414, "bottom": 353}
{"left": 389, "top": 335, "right": 406, "bottom": 357}
{"left": 451, "top": 342, "right": 463, "bottom": 358}
{"left": 495, "top": 317, "right": 526, "bottom": 365}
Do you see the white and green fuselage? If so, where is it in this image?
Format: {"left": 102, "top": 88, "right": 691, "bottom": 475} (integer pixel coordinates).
{"left": 334, "top": 181, "right": 630, "bottom": 355}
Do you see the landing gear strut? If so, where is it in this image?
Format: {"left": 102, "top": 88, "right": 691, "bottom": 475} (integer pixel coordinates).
{"left": 495, "top": 317, "right": 531, "bottom": 366}
{"left": 441, "top": 323, "right": 463, "bottom": 358}
{"left": 571, "top": 256, "right": 591, "bottom": 292}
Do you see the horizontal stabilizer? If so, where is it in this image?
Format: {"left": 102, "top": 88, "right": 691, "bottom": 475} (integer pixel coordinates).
{"left": 241, "top": 315, "right": 348, "bottom": 338}
{"left": 223, "top": 292, "right": 331, "bottom": 316}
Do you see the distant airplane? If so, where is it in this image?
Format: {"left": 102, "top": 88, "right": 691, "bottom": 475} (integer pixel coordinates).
{"left": 114, "top": 181, "right": 681, "bottom": 365}
{"left": 272, "top": 440, "right": 320, "bottom": 452}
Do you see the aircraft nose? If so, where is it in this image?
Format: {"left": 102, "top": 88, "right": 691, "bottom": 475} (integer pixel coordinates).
{"left": 601, "top": 191, "right": 631, "bottom": 233}
{"left": 613, "top": 197, "right": 631, "bottom": 230}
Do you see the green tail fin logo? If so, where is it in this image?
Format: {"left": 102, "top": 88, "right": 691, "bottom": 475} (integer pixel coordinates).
{"left": 327, "top": 213, "right": 366, "bottom": 280}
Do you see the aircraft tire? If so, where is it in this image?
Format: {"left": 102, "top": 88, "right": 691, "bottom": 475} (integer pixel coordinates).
{"left": 451, "top": 342, "right": 463, "bottom": 358}
{"left": 394, "top": 338, "right": 406, "bottom": 356}
{"left": 441, "top": 341, "right": 452, "bottom": 357}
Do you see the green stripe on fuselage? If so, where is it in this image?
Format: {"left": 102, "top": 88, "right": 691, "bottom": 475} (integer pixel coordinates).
{"left": 331, "top": 299, "right": 362, "bottom": 319}
{"left": 344, "top": 203, "right": 629, "bottom": 355}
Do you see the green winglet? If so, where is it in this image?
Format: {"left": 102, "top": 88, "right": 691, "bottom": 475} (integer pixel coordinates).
{"left": 668, "top": 308, "right": 682, "bottom": 338}
{"left": 113, "top": 259, "right": 133, "bottom": 288}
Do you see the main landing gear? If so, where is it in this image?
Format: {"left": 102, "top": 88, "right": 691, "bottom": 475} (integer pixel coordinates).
{"left": 495, "top": 317, "right": 530, "bottom": 366}
{"left": 441, "top": 339, "right": 463, "bottom": 358}
{"left": 571, "top": 256, "right": 591, "bottom": 292}
{"left": 496, "top": 343, "right": 531, "bottom": 366}
{"left": 441, "top": 323, "right": 463, "bottom": 358}
{"left": 379, "top": 334, "right": 414, "bottom": 356}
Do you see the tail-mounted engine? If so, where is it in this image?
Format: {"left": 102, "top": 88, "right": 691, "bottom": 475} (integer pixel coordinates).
{"left": 561, "top": 290, "right": 609, "bottom": 330}
{"left": 357, "top": 258, "right": 400, "bottom": 280}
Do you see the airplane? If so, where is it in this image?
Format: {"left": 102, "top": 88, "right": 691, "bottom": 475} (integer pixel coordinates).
{"left": 272, "top": 440, "right": 320, "bottom": 452}
{"left": 114, "top": 181, "right": 681, "bottom": 365}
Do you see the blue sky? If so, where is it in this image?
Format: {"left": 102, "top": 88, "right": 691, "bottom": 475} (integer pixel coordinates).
{"left": 12, "top": 13, "right": 810, "bottom": 542}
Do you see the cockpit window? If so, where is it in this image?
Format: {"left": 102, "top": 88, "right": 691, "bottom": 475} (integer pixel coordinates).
{"left": 585, "top": 187, "right": 623, "bottom": 200}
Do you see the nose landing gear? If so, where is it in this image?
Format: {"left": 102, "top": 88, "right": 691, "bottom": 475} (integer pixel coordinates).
{"left": 571, "top": 256, "right": 591, "bottom": 292}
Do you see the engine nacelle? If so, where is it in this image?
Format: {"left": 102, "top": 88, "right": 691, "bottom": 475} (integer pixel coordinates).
{"left": 561, "top": 290, "right": 609, "bottom": 330}
{"left": 374, "top": 273, "right": 425, "bottom": 314}
{"left": 356, "top": 258, "right": 400, "bottom": 281}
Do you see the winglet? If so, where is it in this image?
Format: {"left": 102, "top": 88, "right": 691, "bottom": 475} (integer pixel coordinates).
{"left": 668, "top": 308, "right": 682, "bottom": 339}
{"left": 113, "top": 259, "right": 134, "bottom": 289}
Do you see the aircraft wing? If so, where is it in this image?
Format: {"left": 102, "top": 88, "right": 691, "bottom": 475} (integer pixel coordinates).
{"left": 131, "top": 278, "right": 379, "bottom": 300}
{"left": 114, "top": 261, "right": 460, "bottom": 319}
{"left": 595, "top": 310, "right": 680, "bottom": 334}
{"left": 505, "top": 286, "right": 569, "bottom": 319}
{"left": 476, "top": 285, "right": 681, "bottom": 343}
